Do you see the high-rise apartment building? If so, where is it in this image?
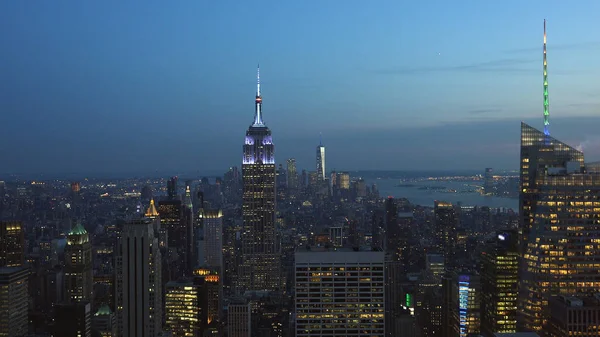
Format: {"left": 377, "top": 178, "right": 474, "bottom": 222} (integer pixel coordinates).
{"left": 203, "top": 209, "right": 223, "bottom": 269}
{"left": 115, "top": 219, "right": 162, "bottom": 337}
{"left": 0, "top": 221, "right": 25, "bottom": 267}
{"left": 518, "top": 123, "right": 600, "bottom": 331}
{"left": 239, "top": 66, "right": 281, "bottom": 293}
{"left": 481, "top": 230, "right": 519, "bottom": 337}
{"left": 64, "top": 223, "right": 93, "bottom": 302}
{"left": 295, "top": 247, "right": 385, "bottom": 337}
{"left": 316, "top": 140, "right": 326, "bottom": 182}
{"left": 165, "top": 279, "right": 199, "bottom": 337}
{"left": 0, "top": 266, "right": 29, "bottom": 337}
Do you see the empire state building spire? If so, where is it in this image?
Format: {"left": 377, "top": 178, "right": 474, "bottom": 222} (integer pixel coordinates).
{"left": 253, "top": 64, "right": 264, "bottom": 126}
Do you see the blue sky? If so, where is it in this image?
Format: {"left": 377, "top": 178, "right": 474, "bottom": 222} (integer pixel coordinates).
{"left": 1, "top": 1, "right": 600, "bottom": 175}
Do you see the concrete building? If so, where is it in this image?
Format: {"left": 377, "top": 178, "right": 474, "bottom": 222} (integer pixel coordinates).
{"left": 295, "top": 247, "right": 385, "bottom": 337}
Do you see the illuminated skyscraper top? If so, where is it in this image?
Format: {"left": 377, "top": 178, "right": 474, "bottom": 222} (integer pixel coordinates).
{"left": 253, "top": 64, "right": 264, "bottom": 127}
{"left": 543, "top": 19, "right": 550, "bottom": 136}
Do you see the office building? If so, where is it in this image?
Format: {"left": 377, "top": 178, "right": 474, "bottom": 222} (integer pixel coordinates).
{"left": 165, "top": 279, "right": 200, "bottom": 337}
{"left": 227, "top": 301, "right": 251, "bottom": 337}
{"left": 337, "top": 172, "right": 350, "bottom": 190}
{"left": 445, "top": 271, "right": 480, "bottom": 337}
{"left": 194, "top": 267, "right": 221, "bottom": 328}
{"left": 434, "top": 201, "right": 458, "bottom": 268}
{"left": 481, "top": 230, "right": 519, "bottom": 337}
{"left": 295, "top": 247, "right": 385, "bottom": 337}
{"left": 54, "top": 301, "right": 92, "bottom": 337}
{"left": 93, "top": 304, "right": 117, "bottom": 337}
{"left": 316, "top": 139, "right": 326, "bottom": 182}
{"left": 0, "top": 221, "right": 25, "bottom": 267}
{"left": 286, "top": 158, "right": 298, "bottom": 191}
{"left": 167, "top": 176, "right": 178, "bottom": 200}
{"left": 239, "top": 66, "right": 281, "bottom": 293}
{"left": 518, "top": 123, "right": 600, "bottom": 331}
{"left": 0, "top": 266, "right": 29, "bottom": 337}
{"left": 115, "top": 219, "right": 162, "bottom": 337}
{"left": 159, "top": 200, "right": 193, "bottom": 278}
{"left": 64, "top": 223, "right": 93, "bottom": 302}
{"left": 545, "top": 295, "right": 600, "bottom": 337}
{"left": 203, "top": 209, "right": 223, "bottom": 269}
{"left": 415, "top": 271, "right": 443, "bottom": 337}
{"left": 426, "top": 254, "right": 445, "bottom": 283}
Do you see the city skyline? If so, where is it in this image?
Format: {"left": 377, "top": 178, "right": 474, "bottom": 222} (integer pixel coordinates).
{"left": 2, "top": 1, "right": 600, "bottom": 175}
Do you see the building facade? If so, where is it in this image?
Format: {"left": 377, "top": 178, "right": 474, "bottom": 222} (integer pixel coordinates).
{"left": 0, "top": 266, "right": 28, "bottom": 337}
{"left": 64, "top": 223, "right": 93, "bottom": 303}
{"left": 518, "top": 123, "right": 600, "bottom": 331}
{"left": 295, "top": 247, "right": 385, "bottom": 337}
{"left": 238, "top": 66, "right": 281, "bottom": 293}
{"left": 115, "top": 219, "right": 162, "bottom": 337}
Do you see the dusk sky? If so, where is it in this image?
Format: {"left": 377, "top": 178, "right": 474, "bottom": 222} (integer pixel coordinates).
{"left": 2, "top": 1, "right": 600, "bottom": 176}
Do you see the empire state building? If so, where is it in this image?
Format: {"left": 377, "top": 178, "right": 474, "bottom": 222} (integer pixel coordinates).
{"left": 238, "top": 66, "right": 281, "bottom": 293}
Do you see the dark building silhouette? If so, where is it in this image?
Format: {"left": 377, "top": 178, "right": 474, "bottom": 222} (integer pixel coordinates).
{"left": 167, "top": 176, "right": 179, "bottom": 200}
{"left": 54, "top": 301, "right": 92, "bottom": 337}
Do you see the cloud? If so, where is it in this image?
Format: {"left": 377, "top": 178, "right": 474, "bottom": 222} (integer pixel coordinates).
{"left": 373, "top": 58, "right": 536, "bottom": 75}
{"left": 468, "top": 108, "right": 502, "bottom": 115}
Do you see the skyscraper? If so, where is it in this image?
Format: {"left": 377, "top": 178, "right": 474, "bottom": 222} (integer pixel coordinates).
{"left": 159, "top": 200, "right": 193, "bottom": 278}
{"left": 481, "top": 230, "right": 519, "bottom": 336}
{"left": 316, "top": 136, "right": 326, "bottom": 182}
{"left": 295, "top": 247, "right": 385, "bottom": 337}
{"left": 238, "top": 66, "right": 281, "bottom": 293}
{"left": 167, "top": 176, "right": 178, "bottom": 200}
{"left": 484, "top": 168, "right": 494, "bottom": 195}
{"left": 0, "top": 266, "right": 29, "bottom": 337}
{"left": 518, "top": 122, "right": 600, "bottom": 331}
{"left": 202, "top": 209, "right": 223, "bottom": 269}
{"left": 286, "top": 158, "right": 298, "bottom": 191}
{"left": 165, "top": 279, "right": 200, "bottom": 337}
{"left": 115, "top": 219, "right": 162, "bottom": 337}
{"left": 434, "top": 201, "right": 458, "bottom": 268}
{"left": 64, "top": 223, "right": 93, "bottom": 303}
{"left": 0, "top": 221, "right": 25, "bottom": 267}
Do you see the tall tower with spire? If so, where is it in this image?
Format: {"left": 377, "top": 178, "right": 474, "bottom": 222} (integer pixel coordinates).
{"left": 238, "top": 65, "right": 281, "bottom": 293}
{"left": 543, "top": 19, "right": 550, "bottom": 136}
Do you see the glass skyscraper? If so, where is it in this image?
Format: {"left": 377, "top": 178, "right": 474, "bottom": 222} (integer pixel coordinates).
{"left": 518, "top": 122, "right": 600, "bottom": 331}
